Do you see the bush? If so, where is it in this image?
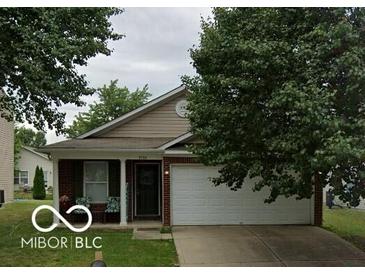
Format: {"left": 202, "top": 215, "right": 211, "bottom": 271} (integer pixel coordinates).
{"left": 160, "top": 226, "right": 172, "bottom": 234}
{"left": 32, "top": 166, "right": 46, "bottom": 200}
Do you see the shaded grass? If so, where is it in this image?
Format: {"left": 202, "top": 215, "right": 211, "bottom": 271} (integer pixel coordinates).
{"left": 323, "top": 207, "right": 365, "bottom": 252}
{"left": 0, "top": 200, "right": 177, "bottom": 266}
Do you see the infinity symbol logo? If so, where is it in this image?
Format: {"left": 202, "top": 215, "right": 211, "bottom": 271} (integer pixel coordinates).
{"left": 32, "top": 205, "right": 92, "bottom": 233}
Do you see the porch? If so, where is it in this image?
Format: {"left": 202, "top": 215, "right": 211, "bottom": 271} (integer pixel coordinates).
{"left": 58, "top": 220, "right": 163, "bottom": 229}
{"left": 54, "top": 158, "right": 163, "bottom": 225}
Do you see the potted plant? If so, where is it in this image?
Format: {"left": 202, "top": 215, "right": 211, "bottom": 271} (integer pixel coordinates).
{"left": 59, "top": 195, "right": 71, "bottom": 212}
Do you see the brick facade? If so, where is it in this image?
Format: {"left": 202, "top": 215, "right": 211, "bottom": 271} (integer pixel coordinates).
{"left": 126, "top": 160, "right": 133, "bottom": 222}
{"left": 58, "top": 157, "right": 323, "bottom": 226}
{"left": 58, "top": 159, "right": 120, "bottom": 223}
{"left": 58, "top": 160, "right": 74, "bottom": 200}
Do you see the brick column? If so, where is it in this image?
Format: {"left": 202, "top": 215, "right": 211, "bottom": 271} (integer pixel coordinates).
{"left": 163, "top": 159, "right": 171, "bottom": 226}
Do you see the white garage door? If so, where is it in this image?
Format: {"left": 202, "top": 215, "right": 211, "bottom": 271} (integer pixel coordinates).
{"left": 171, "top": 165, "right": 313, "bottom": 225}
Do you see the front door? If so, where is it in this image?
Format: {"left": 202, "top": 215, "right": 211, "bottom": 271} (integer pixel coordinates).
{"left": 135, "top": 163, "right": 160, "bottom": 216}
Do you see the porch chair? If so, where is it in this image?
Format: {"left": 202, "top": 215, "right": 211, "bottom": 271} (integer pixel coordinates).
{"left": 104, "top": 197, "right": 120, "bottom": 223}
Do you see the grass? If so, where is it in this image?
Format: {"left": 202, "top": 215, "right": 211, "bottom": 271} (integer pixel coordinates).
{"left": 0, "top": 200, "right": 177, "bottom": 266}
{"left": 323, "top": 207, "right": 365, "bottom": 252}
{"left": 14, "top": 190, "right": 53, "bottom": 200}
{"left": 160, "top": 226, "right": 172, "bottom": 234}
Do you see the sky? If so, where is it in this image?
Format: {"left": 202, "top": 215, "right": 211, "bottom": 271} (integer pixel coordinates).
{"left": 42, "top": 7, "right": 212, "bottom": 144}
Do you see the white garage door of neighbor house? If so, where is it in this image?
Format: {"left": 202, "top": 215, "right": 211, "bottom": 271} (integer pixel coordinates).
{"left": 171, "top": 165, "right": 313, "bottom": 225}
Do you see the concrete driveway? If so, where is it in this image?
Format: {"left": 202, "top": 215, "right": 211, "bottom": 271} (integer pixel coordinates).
{"left": 172, "top": 226, "right": 365, "bottom": 266}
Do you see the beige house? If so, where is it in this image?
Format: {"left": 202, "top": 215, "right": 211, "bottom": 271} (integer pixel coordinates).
{"left": 40, "top": 85, "right": 323, "bottom": 226}
{"left": 0, "top": 116, "right": 14, "bottom": 203}
{"left": 15, "top": 146, "right": 53, "bottom": 190}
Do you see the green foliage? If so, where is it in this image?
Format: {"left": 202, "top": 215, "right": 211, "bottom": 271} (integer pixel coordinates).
{"left": 105, "top": 197, "right": 121, "bottom": 213}
{"left": 160, "top": 226, "right": 172, "bottom": 234}
{"left": 14, "top": 126, "right": 47, "bottom": 169}
{"left": 0, "top": 8, "right": 123, "bottom": 133}
{"left": 15, "top": 126, "right": 46, "bottom": 148}
{"left": 66, "top": 80, "right": 151, "bottom": 138}
{"left": 184, "top": 8, "right": 365, "bottom": 205}
{"left": 13, "top": 131, "right": 22, "bottom": 169}
{"left": 32, "top": 166, "right": 46, "bottom": 200}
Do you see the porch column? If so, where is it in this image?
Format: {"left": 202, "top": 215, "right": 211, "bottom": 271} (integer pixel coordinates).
{"left": 120, "top": 159, "right": 127, "bottom": 225}
{"left": 52, "top": 158, "right": 59, "bottom": 225}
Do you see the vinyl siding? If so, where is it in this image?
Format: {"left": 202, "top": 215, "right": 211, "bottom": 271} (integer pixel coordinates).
{"left": 0, "top": 117, "right": 14, "bottom": 202}
{"left": 16, "top": 148, "right": 53, "bottom": 188}
{"left": 101, "top": 93, "right": 190, "bottom": 138}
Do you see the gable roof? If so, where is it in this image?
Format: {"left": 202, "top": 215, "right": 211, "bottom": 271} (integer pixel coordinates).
{"left": 158, "top": 132, "right": 194, "bottom": 150}
{"left": 22, "top": 146, "right": 50, "bottom": 160}
{"left": 78, "top": 85, "right": 188, "bottom": 139}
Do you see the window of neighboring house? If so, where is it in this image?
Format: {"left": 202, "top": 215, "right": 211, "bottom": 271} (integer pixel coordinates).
{"left": 20, "top": 171, "right": 29, "bottom": 185}
{"left": 84, "top": 161, "right": 108, "bottom": 203}
{"left": 43, "top": 171, "right": 48, "bottom": 183}
{"left": 14, "top": 171, "right": 29, "bottom": 185}
{"left": 14, "top": 171, "right": 19, "bottom": 185}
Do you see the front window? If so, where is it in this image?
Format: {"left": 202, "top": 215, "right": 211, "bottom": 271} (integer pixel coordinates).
{"left": 84, "top": 161, "right": 108, "bottom": 203}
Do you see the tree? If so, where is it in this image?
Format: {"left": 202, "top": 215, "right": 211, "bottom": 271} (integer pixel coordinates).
{"left": 15, "top": 126, "right": 47, "bottom": 148}
{"left": 66, "top": 80, "right": 151, "bottom": 138}
{"left": 184, "top": 8, "right": 365, "bottom": 206}
{"left": 0, "top": 8, "right": 123, "bottom": 133}
{"left": 33, "top": 166, "right": 46, "bottom": 200}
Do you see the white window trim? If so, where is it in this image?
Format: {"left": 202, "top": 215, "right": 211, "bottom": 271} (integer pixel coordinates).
{"left": 16, "top": 170, "right": 29, "bottom": 185}
{"left": 83, "top": 161, "right": 109, "bottom": 203}
{"left": 43, "top": 171, "right": 48, "bottom": 183}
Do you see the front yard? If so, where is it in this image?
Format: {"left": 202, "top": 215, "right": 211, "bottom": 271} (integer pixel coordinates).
{"left": 0, "top": 200, "right": 177, "bottom": 266}
{"left": 14, "top": 190, "right": 53, "bottom": 200}
{"left": 323, "top": 207, "right": 365, "bottom": 252}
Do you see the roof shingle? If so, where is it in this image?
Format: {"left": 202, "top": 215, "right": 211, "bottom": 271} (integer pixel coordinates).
{"left": 40, "top": 137, "right": 173, "bottom": 151}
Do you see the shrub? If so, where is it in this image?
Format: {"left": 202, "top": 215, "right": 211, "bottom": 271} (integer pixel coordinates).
{"left": 32, "top": 166, "right": 46, "bottom": 200}
{"left": 160, "top": 226, "right": 172, "bottom": 234}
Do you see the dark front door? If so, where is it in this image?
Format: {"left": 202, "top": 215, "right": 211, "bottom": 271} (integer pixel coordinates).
{"left": 135, "top": 163, "right": 160, "bottom": 216}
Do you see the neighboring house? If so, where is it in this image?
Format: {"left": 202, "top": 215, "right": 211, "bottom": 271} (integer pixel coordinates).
{"left": 323, "top": 185, "right": 365, "bottom": 210}
{"left": 0, "top": 116, "right": 14, "bottom": 203}
{"left": 15, "top": 146, "right": 53, "bottom": 190}
{"left": 40, "top": 85, "right": 322, "bottom": 226}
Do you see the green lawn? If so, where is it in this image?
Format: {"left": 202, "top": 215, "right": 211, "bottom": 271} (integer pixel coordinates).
{"left": 323, "top": 207, "right": 365, "bottom": 252}
{"left": 14, "top": 191, "right": 52, "bottom": 200}
{"left": 0, "top": 200, "right": 177, "bottom": 266}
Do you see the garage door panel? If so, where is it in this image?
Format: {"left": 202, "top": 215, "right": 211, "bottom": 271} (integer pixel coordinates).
{"left": 171, "top": 165, "right": 312, "bottom": 225}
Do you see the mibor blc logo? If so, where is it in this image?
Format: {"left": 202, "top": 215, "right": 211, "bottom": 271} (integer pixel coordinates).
{"left": 32, "top": 205, "right": 92, "bottom": 232}
{"left": 21, "top": 205, "right": 102, "bottom": 249}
